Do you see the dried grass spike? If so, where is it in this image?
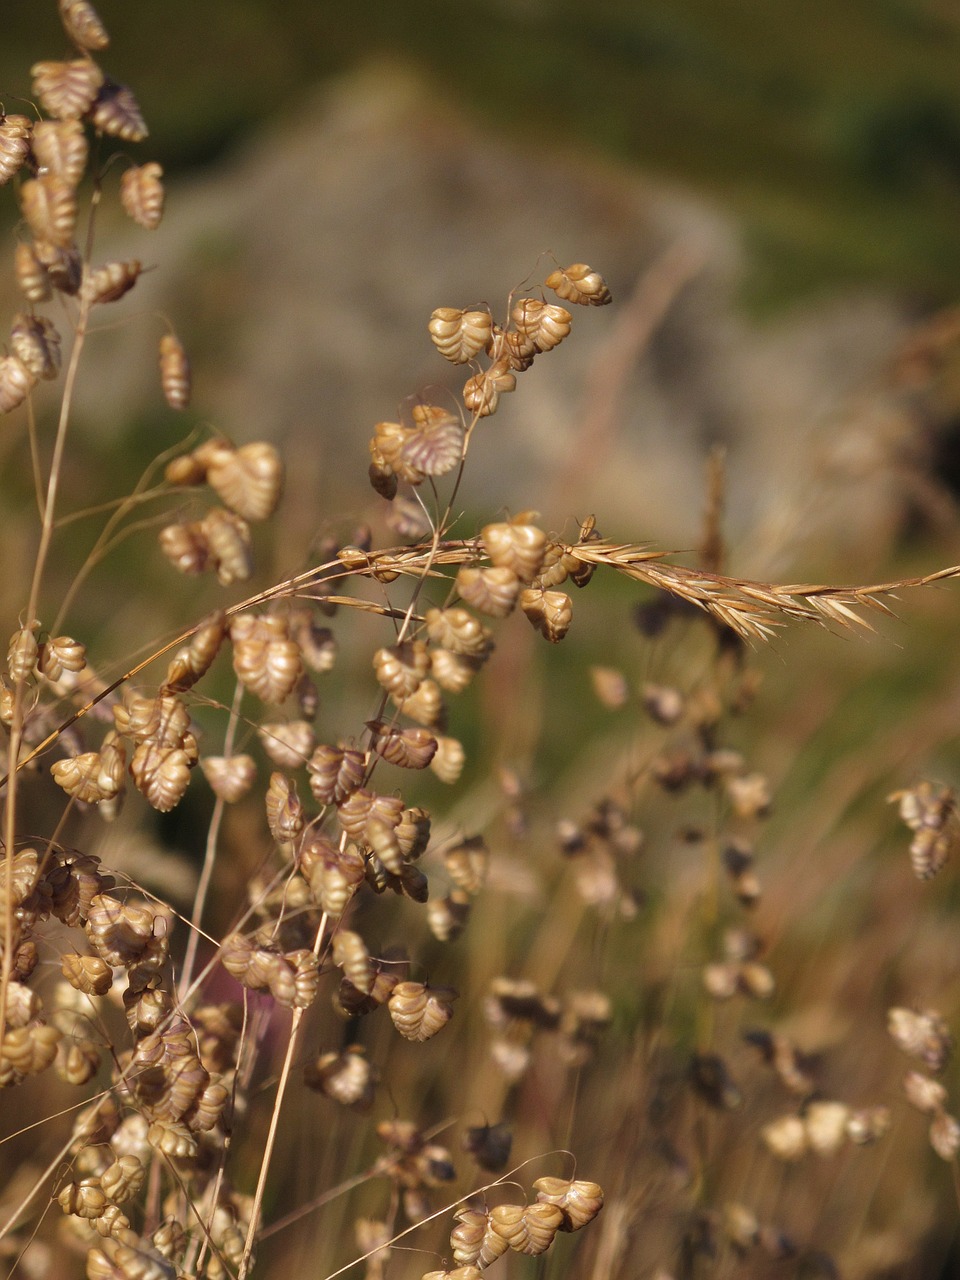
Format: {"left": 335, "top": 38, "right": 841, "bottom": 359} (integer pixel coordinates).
{"left": 59, "top": 0, "right": 110, "bottom": 50}
{"left": 31, "top": 119, "right": 88, "bottom": 184}
{"left": 388, "top": 981, "right": 457, "bottom": 1041}
{"left": 0, "top": 115, "right": 32, "bottom": 185}
{"left": 428, "top": 307, "right": 493, "bottom": 363}
{"left": 32, "top": 59, "right": 104, "bottom": 119}
{"left": 20, "top": 176, "right": 77, "bottom": 248}
{"left": 158, "top": 333, "right": 190, "bottom": 409}
{"left": 120, "top": 161, "right": 164, "bottom": 229}
{"left": 545, "top": 262, "right": 612, "bottom": 306}
{"left": 90, "top": 80, "right": 148, "bottom": 141}
{"left": 205, "top": 441, "right": 284, "bottom": 521}
{"left": 202, "top": 506, "right": 253, "bottom": 585}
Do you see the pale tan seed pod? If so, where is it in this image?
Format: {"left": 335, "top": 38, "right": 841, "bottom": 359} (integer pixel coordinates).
{"left": 367, "top": 816, "right": 404, "bottom": 875}
{"left": 203, "top": 506, "right": 253, "bottom": 584}
{"left": 259, "top": 720, "right": 316, "bottom": 769}
{"left": 231, "top": 613, "right": 302, "bottom": 703}
{"left": 337, "top": 787, "right": 404, "bottom": 841}
{"left": 32, "top": 58, "right": 104, "bottom": 119}
{"left": 589, "top": 665, "right": 629, "bottom": 709}
{"left": 427, "top": 890, "right": 471, "bottom": 942}
{"left": 34, "top": 238, "right": 82, "bottom": 295}
{"left": 200, "top": 754, "right": 256, "bottom": 803}
{"left": 428, "top": 307, "right": 493, "bottom": 363}
{"left": 425, "top": 607, "right": 492, "bottom": 659}
{"left": 482, "top": 515, "right": 547, "bottom": 583}
{"left": 307, "top": 743, "right": 366, "bottom": 805}
{"left": 114, "top": 689, "right": 192, "bottom": 746}
{"left": 400, "top": 404, "right": 465, "bottom": 478}
{"left": 430, "top": 736, "right": 465, "bottom": 785}
{"left": 32, "top": 119, "right": 88, "bottom": 185}
{"left": 444, "top": 836, "right": 487, "bottom": 894}
{"left": 90, "top": 80, "right": 148, "bottom": 141}
{"left": 373, "top": 640, "right": 430, "bottom": 698}
{"left": 422, "top": 1270, "right": 482, "bottom": 1280}
{"left": 482, "top": 1205, "right": 542, "bottom": 1261}
{"left": 512, "top": 299, "right": 572, "bottom": 351}
{"left": 147, "top": 1118, "right": 197, "bottom": 1161}
{"left": 7, "top": 623, "right": 39, "bottom": 682}
{"left": 158, "top": 332, "right": 190, "bottom": 409}
{"left": 456, "top": 564, "right": 520, "bottom": 618}
{"left": 59, "top": 0, "right": 110, "bottom": 50}
{"left": 372, "top": 419, "right": 416, "bottom": 480}
{"left": 82, "top": 259, "right": 142, "bottom": 305}
{"left": 129, "top": 742, "right": 193, "bottom": 811}
{"left": 333, "top": 930, "right": 375, "bottom": 995}
{"left": 367, "top": 720, "right": 437, "bottom": 770}
{"left": 201, "top": 440, "right": 284, "bottom": 522}
{"left": 450, "top": 1210, "right": 487, "bottom": 1267}
{"left": 85, "top": 893, "right": 159, "bottom": 968}
{"left": 908, "top": 825, "right": 952, "bottom": 881}
{"left": 739, "top": 961, "right": 775, "bottom": 999}
{"left": 545, "top": 262, "right": 611, "bottom": 306}
{"left": 15, "top": 241, "right": 51, "bottom": 303}
{"left": 903, "top": 1069, "right": 948, "bottom": 1114}
{"left": 158, "top": 519, "right": 208, "bottom": 575}
{"left": 430, "top": 647, "right": 481, "bottom": 693}
{"left": 10, "top": 313, "right": 61, "bottom": 382}
{"left": 536, "top": 540, "right": 579, "bottom": 588}
{"left": 516, "top": 1203, "right": 564, "bottom": 1255}
{"left": 120, "top": 162, "right": 164, "bottom": 229}
{"left": 0, "top": 114, "right": 32, "bottom": 185}
{"left": 726, "top": 772, "right": 772, "bottom": 819}
{"left": 389, "top": 981, "right": 457, "bottom": 1042}
{"left": 265, "top": 772, "right": 304, "bottom": 842}
{"left": 533, "top": 1177, "right": 604, "bottom": 1231}
{"left": 392, "top": 678, "right": 445, "bottom": 727}
{"left": 520, "top": 587, "right": 573, "bottom": 643}
{"left": 496, "top": 327, "right": 538, "bottom": 371}
{"left": 52, "top": 737, "right": 126, "bottom": 804}
{"left": 0, "top": 353, "right": 37, "bottom": 413}
{"left": 21, "top": 176, "right": 78, "bottom": 248}
{"left": 888, "top": 1007, "right": 953, "bottom": 1073}
{"left": 305, "top": 1045, "right": 377, "bottom": 1111}
{"left": 1, "top": 1023, "right": 61, "bottom": 1084}
{"left": 463, "top": 357, "right": 516, "bottom": 417}
{"left": 4, "top": 982, "right": 39, "bottom": 1029}
{"left": 57, "top": 1177, "right": 108, "bottom": 1219}
{"left": 930, "top": 1111, "right": 960, "bottom": 1160}
{"left": 97, "top": 1155, "right": 144, "bottom": 1207}
{"left": 294, "top": 616, "right": 337, "bottom": 673}
{"left": 61, "top": 951, "right": 113, "bottom": 996}
{"left": 301, "top": 833, "right": 365, "bottom": 916}
{"left": 761, "top": 1114, "right": 808, "bottom": 1161}
{"left": 162, "top": 611, "right": 226, "bottom": 692}
{"left": 805, "top": 1101, "right": 850, "bottom": 1156}
{"left": 702, "top": 962, "right": 739, "bottom": 1001}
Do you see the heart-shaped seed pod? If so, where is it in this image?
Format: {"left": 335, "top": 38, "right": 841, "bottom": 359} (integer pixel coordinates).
{"left": 520, "top": 587, "right": 573, "bottom": 643}
{"left": 230, "top": 612, "right": 303, "bottom": 704}
{"left": 456, "top": 564, "right": 520, "bottom": 617}
{"left": 402, "top": 404, "right": 464, "bottom": 477}
{"left": 430, "top": 647, "right": 482, "bottom": 693}
{"left": 59, "top": 0, "right": 110, "bottom": 51}
{"left": 130, "top": 742, "right": 193, "bottom": 811}
{"left": 204, "top": 441, "right": 284, "bottom": 522}
{"left": 333, "top": 930, "right": 375, "bottom": 995}
{"left": 90, "top": 80, "right": 148, "bottom": 141}
{"left": 425, "top": 607, "right": 491, "bottom": 658}
{"left": 388, "top": 981, "right": 457, "bottom": 1041}
{"left": 367, "top": 721, "right": 437, "bottom": 769}
{"left": 32, "top": 119, "right": 88, "bottom": 185}
{"left": 158, "top": 519, "right": 209, "bottom": 575}
{"left": 430, "top": 736, "right": 465, "bottom": 785}
{"left": 259, "top": 720, "right": 316, "bottom": 770}
{"left": 392, "top": 678, "right": 445, "bottom": 727}
{"left": 0, "top": 115, "right": 32, "bottom": 185}
{"left": 532, "top": 1177, "right": 604, "bottom": 1230}
{"left": 82, "top": 259, "right": 142, "bottom": 305}
{"left": 200, "top": 754, "right": 256, "bottom": 803}
{"left": 373, "top": 640, "right": 430, "bottom": 698}
{"left": 462, "top": 357, "right": 516, "bottom": 418}
{"left": 201, "top": 507, "right": 252, "bottom": 585}
{"left": 31, "top": 59, "right": 104, "bottom": 119}
{"left": 301, "top": 834, "right": 365, "bottom": 917}
{"left": 307, "top": 743, "right": 366, "bottom": 805}
{"left": 337, "top": 788, "right": 404, "bottom": 841}
{"left": 395, "top": 806, "right": 430, "bottom": 859}
{"left": 158, "top": 333, "right": 190, "bottom": 409}
{"left": 545, "top": 262, "right": 612, "bottom": 306}
{"left": 7, "top": 623, "right": 39, "bottom": 681}
{"left": 482, "top": 514, "right": 547, "bottom": 583}
{"left": 20, "top": 176, "right": 78, "bottom": 247}
{"left": 11, "top": 314, "right": 62, "bottom": 381}
{"left": 444, "top": 836, "right": 487, "bottom": 894}
{"left": 120, "top": 161, "right": 164, "bottom": 229}
{"left": 162, "top": 611, "right": 226, "bottom": 692}
{"left": 449, "top": 1210, "right": 486, "bottom": 1267}
{"left": 61, "top": 952, "right": 113, "bottom": 996}
{"left": 265, "top": 771, "right": 303, "bottom": 842}
{"left": 367, "top": 815, "right": 404, "bottom": 875}
{"left": 511, "top": 299, "right": 572, "bottom": 351}
{"left": 428, "top": 307, "right": 493, "bottom": 363}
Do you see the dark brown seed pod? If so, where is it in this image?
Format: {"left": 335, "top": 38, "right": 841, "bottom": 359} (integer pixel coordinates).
{"left": 59, "top": 0, "right": 110, "bottom": 50}
{"left": 11, "top": 314, "right": 61, "bottom": 381}
{"left": 428, "top": 307, "right": 493, "bottom": 363}
{"left": 31, "top": 58, "right": 104, "bottom": 119}
{"left": 545, "top": 262, "right": 612, "bottom": 306}
{"left": 34, "top": 239, "right": 81, "bottom": 295}
{"left": 0, "top": 115, "right": 32, "bottom": 185}
{"left": 367, "top": 720, "right": 438, "bottom": 769}
{"left": 0, "top": 355, "right": 37, "bottom": 414}
{"left": 20, "top": 176, "right": 78, "bottom": 248}
{"left": 31, "top": 119, "right": 88, "bottom": 185}
{"left": 90, "top": 80, "right": 148, "bottom": 141}
{"left": 120, "top": 161, "right": 164, "bottom": 229}
{"left": 158, "top": 333, "right": 190, "bottom": 409}
{"left": 388, "top": 981, "right": 457, "bottom": 1041}
{"left": 82, "top": 259, "right": 142, "bottom": 305}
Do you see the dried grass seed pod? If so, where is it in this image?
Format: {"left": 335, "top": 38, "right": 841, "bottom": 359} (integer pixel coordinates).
{"left": 0, "top": 115, "right": 33, "bottom": 185}
{"left": 482, "top": 514, "right": 547, "bottom": 583}
{"left": 158, "top": 332, "right": 190, "bottom": 410}
{"left": 120, "top": 162, "right": 164, "bottom": 229}
{"left": 32, "top": 58, "right": 104, "bottom": 119}
{"left": 202, "top": 440, "right": 284, "bottom": 521}
{"left": 59, "top": 0, "right": 110, "bottom": 51}
{"left": 533, "top": 1177, "right": 604, "bottom": 1231}
{"left": 11, "top": 314, "right": 62, "bottom": 381}
{"left": 0, "top": 354, "right": 37, "bottom": 414}
{"left": 14, "top": 242, "right": 51, "bottom": 303}
{"left": 455, "top": 565, "right": 520, "bottom": 618}
{"left": 511, "top": 299, "right": 572, "bottom": 351}
{"left": 230, "top": 612, "right": 302, "bottom": 703}
{"left": 373, "top": 640, "right": 430, "bottom": 698}
{"left": 428, "top": 307, "right": 493, "bottom": 363}
{"left": 520, "top": 586, "right": 573, "bottom": 642}
{"left": 31, "top": 119, "right": 88, "bottom": 185}
{"left": 425, "top": 607, "right": 492, "bottom": 658}
{"left": 201, "top": 506, "right": 253, "bottom": 584}
{"left": 90, "top": 80, "right": 148, "bottom": 141}
{"left": 265, "top": 771, "right": 304, "bottom": 842}
{"left": 463, "top": 357, "right": 516, "bottom": 417}
{"left": 545, "top": 263, "right": 612, "bottom": 306}
{"left": 259, "top": 720, "right": 316, "bottom": 770}
{"left": 388, "top": 981, "right": 457, "bottom": 1041}
{"left": 201, "top": 754, "right": 256, "bottom": 803}
{"left": 367, "top": 720, "right": 437, "bottom": 769}
{"left": 20, "top": 176, "right": 78, "bottom": 248}
{"left": 430, "top": 735, "right": 465, "bottom": 784}
{"left": 82, "top": 259, "right": 142, "bottom": 305}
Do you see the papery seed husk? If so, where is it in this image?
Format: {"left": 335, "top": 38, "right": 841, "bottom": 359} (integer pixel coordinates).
{"left": 392, "top": 678, "right": 445, "bottom": 728}
{"left": 0, "top": 354, "right": 37, "bottom": 414}
{"left": 373, "top": 640, "right": 430, "bottom": 698}
{"left": 82, "top": 259, "right": 141, "bottom": 305}
{"left": 61, "top": 952, "right": 112, "bottom": 996}
{"left": 34, "top": 239, "right": 81, "bottom": 295}
{"left": 258, "top": 719, "right": 316, "bottom": 769}
{"left": 308, "top": 743, "right": 366, "bottom": 805}
{"left": 32, "top": 119, "right": 88, "bottom": 185}
{"left": 545, "top": 262, "right": 612, "bottom": 306}
{"left": 425, "top": 606, "right": 492, "bottom": 658}
{"left": 804, "top": 1101, "right": 850, "bottom": 1156}
{"left": 59, "top": 0, "right": 110, "bottom": 50}
{"left": 120, "top": 162, "right": 164, "bottom": 229}
{"left": 761, "top": 1114, "right": 807, "bottom": 1160}
{"left": 533, "top": 1177, "right": 604, "bottom": 1231}
{"left": 430, "top": 735, "right": 465, "bottom": 784}
{"left": 21, "top": 176, "right": 78, "bottom": 248}
{"left": 0, "top": 115, "right": 32, "bottom": 185}
{"left": 129, "top": 742, "right": 193, "bottom": 811}
{"left": 15, "top": 242, "right": 51, "bottom": 303}
{"left": 401, "top": 404, "right": 464, "bottom": 477}
{"left": 511, "top": 298, "right": 572, "bottom": 351}
{"left": 367, "top": 720, "right": 437, "bottom": 769}
{"left": 482, "top": 516, "right": 547, "bottom": 583}
{"left": 930, "top": 1111, "right": 960, "bottom": 1160}
{"left": 11, "top": 314, "right": 62, "bottom": 381}
{"left": 32, "top": 59, "right": 104, "bottom": 119}
{"left": 265, "top": 771, "right": 303, "bottom": 842}
{"left": 159, "top": 333, "right": 190, "bottom": 409}
{"left": 388, "top": 981, "right": 456, "bottom": 1041}
{"left": 159, "top": 519, "right": 208, "bottom": 575}
{"left": 520, "top": 587, "right": 572, "bottom": 642}
{"left": 203, "top": 507, "right": 253, "bottom": 585}
{"left": 90, "top": 80, "right": 148, "bottom": 141}
{"left": 203, "top": 440, "right": 284, "bottom": 522}
{"left": 430, "top": 647, "right": 482, "bottom": 693}
{"left": 428, "top": 307, "right": 492, "bottom": 363}
{"left": 201, "top": 754, "right": 256, "bottom": 803}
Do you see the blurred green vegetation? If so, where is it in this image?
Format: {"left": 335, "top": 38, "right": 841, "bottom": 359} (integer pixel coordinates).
{"left": 6, "top": 0, "right": 960, "bottom": 305}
